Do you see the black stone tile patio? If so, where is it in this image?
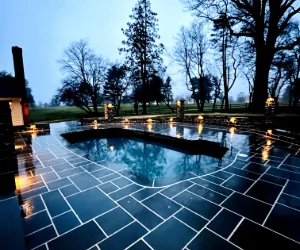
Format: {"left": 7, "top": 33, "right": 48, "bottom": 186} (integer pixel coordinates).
{"left": 1, "top": 122, "right": 300, "bottom": 249}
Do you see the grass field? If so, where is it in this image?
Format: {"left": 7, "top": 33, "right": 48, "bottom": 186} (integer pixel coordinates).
{"left": 29, "top": 103, "right": 248, "bottom": 123}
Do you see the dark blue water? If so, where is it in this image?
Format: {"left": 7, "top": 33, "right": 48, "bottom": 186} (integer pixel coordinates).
{"left": 73, "top": 137, "right": 234, "bottom": 187}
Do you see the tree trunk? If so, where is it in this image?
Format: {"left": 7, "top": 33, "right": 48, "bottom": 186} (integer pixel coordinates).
{"left": 252, "top": 53, "right": 271, "bottom": 112}
{"left": 92, "top": 97, "right": 98, "bottom": 114}
{"left": 224, "top": 87, "right": 229, "bottom": 111}
{"left": 195, "top": 97, "right": 201, "bottom": 112}
{"left": 289, "top": 84, "right": 293, "bottom": 106}
{"left": 213, "top": 97, "right": 217, "bottom": 111}
{"left": 221, "top": 97, "right": 225, "bottom": 110}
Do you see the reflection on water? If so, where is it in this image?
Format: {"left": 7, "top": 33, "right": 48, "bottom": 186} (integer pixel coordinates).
{"left": 74, "top": 137, "right": 233, "bottom": 186}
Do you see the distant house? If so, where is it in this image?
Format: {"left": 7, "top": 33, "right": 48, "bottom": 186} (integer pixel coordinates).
{"left": 0, "top": 47, "right": 30, "bottom": 126}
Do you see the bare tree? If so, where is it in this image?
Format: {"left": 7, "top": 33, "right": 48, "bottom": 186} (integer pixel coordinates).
{"left": 182, "top": 0, "right": 300, "bottom": 111}
{"left": 269, "top": 52, "right": 289, "bottom": 100}
{"left": 210, "top": 75, "right": 222, "bottom": 111}
{"left": 172, "top": 21, "right": 209, "bottom": 111}
{"left": 58, "top": 39, "right": 107, "bottom": 113}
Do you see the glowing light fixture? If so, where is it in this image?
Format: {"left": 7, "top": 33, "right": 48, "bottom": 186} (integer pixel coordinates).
{"left": 125, "top": 125, "right": 129, "bottom": 129}
{"left": 147, "top": 119, "right": 152, "bottom": 123}
{"left": 266, "top": 98, "right": 275, "bottom": 107}
{"left": 176, "top": 100, "right": 181, "bottom": 107}
{"left": 109, "top": 146, "right": 114, "bottom": 151}
{"left": 176, "top": 133, "right": 181, "bottom": 138}
{"left": 198, "top": 116, "right": 204, "bottom": 121}
{"left": 267, "top": 130, "right": 272, "bottom": 135}
{"left": 267, "top": 140, "right": 272, "bottom": 146}
{"left": 92, "top": 120, "right": 98, "bottom": 129}
{"left": 124, "top": 119, "right": 129, "bottom": 123}
{"left": 229, "top": 117, "right": 237, "bottom": 124}
{"left": 169, "top": 118, "right": 174, "bottom": 122}
{"left": 198, "top": 124, "right": 203, "bottom": 134}
{"left": 30, "top": 125, "right": 37, "bottom": 131}
{"left": 107, "top": 103, "right": 113, "bottom": 108}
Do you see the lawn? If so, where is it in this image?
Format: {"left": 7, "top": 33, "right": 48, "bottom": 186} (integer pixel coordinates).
{"left": 29, "top": 103, "right": 248, "bottom": 123}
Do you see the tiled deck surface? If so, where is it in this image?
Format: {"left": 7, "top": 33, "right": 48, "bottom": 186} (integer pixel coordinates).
{"left": 1, "top": 122, "right": 300, "bottom": 249}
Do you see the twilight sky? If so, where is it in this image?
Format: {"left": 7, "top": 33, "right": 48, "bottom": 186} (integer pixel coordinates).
{"left": 0, "top": 0, "right": 246, "bottom": 104}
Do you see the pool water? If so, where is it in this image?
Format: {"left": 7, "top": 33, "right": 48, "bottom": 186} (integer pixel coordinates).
{"left": 73, "top": 137, "right": 236, "bottom": 187}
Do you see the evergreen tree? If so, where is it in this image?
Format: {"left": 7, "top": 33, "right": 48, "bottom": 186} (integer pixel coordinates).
{"left": 103, "top": 64, "right": 129, "bottom": 116}
{"left": 119, "top": 0, "right": 165, "bottom": 115}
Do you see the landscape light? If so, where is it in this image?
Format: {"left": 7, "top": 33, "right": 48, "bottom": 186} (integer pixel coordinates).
{"left": 266, "top": 98, "right": 275, "bottom": 107}
{"left": 169, "top": 118, "right": 173, "bottom": 122}
{"left": 229, "top": 117, "right": 237, "bottom": 124}
{"left": 267, "top": 130, "right": 272, "bottom": 135}
{"left": 198, "top": 116, "right": 204, "bottom": 122}
{"left": 92, "top": 120, "right": 97, "bottom": 129}
{"left": 147, "top": 119, "right": 152, "bottom": 123}
{"left": 109, "top": 146, "right": 114, "bottom": 151}
{"left": 176, "top": 100, "right": 181, "bottom": 107}
{"left": 30, "top": 125, "right": 37, "bottom": 131}
{"left": 107, "top": 103, "right": 113, "bottom": 108}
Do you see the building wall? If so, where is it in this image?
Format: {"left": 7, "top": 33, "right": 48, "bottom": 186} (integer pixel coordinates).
{"left": 10, "top": 99, "right": 24, "bottom": 126}
{"left": 0, "top": 98, "right": 24, "bottom": 126}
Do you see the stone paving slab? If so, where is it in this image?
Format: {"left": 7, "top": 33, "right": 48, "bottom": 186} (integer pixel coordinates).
{"left": 1, "top": 122, "right": 300, "bottom": 249}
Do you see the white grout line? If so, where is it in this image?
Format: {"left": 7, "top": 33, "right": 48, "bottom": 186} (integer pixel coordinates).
{"left": 223, "top": 207, "right": 300, "bottom": 245}
{"left": 277, "top": 202, "right": 300, "bottom": 213}
{"left": 24, "top": 209, "right": 47, "bottom": 219}
{"left": 277, "top": 153, "right": 290, "bottom": 169}
{"left": 142, "top": 238, "right": 154, "bottom": 250}
{"left": 262, "top": 180, "right": 288, "bottom": 226}
{"left": 130, "top": 195, "right": 166, "bottom": 221}
{"left": 191, "top": 179, "right": 231, "bottom": 197}
{"left": 109, "top": 180, "right": 123, "bottom": 189}
{"left": 39, "top": 195, "right": 59, "bottom": 236}
{"left": 57, "top": 189, "right": 83, "bottom": 224}
{"left": 40, "top": 175, "right": 50, "bottom": 192}
{"left": 206, "top": 227, "right": 243, "bottom": 250}
{"left": 173, "top": 216, "right": 197, "bottom": 232}
{"left": 93, "top": 219, "right": 108, "bottom": 238}
{"left": 220, "top": 175, "right": 234, "bottom": 186}
{"left": 94, "top": 186, "right": 150, "bottom": 232}
{"left": 52, "top": 210, "right": 72, "bottom": 219}
{"left": 282, "top": 192, "right": 300, "bottom": 200}
{"left": 159, "top": 192, "right": 209, "bottom": 222}
{"left": 243, "top": 166, "right": 271, "bottom": 195}
{"left": 227, "top": 217, "right": 244, "bottom": 240}
{"left": 182, "top": 208, "right": 224, "bottom": 249}
{"left": 168, "top": 183, "right": 196, "bottom": 200}
{"left": 24, "top": 224, "right": 53, "bottom": 237}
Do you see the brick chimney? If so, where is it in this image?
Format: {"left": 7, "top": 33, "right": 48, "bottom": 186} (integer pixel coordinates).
{"left": 12, "top": 46, "right": 30, "bottom": 125}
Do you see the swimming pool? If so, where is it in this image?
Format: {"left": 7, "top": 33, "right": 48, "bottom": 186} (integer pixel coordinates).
{"left": 72, "top": 132, "right": 238, "bottom": 187}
